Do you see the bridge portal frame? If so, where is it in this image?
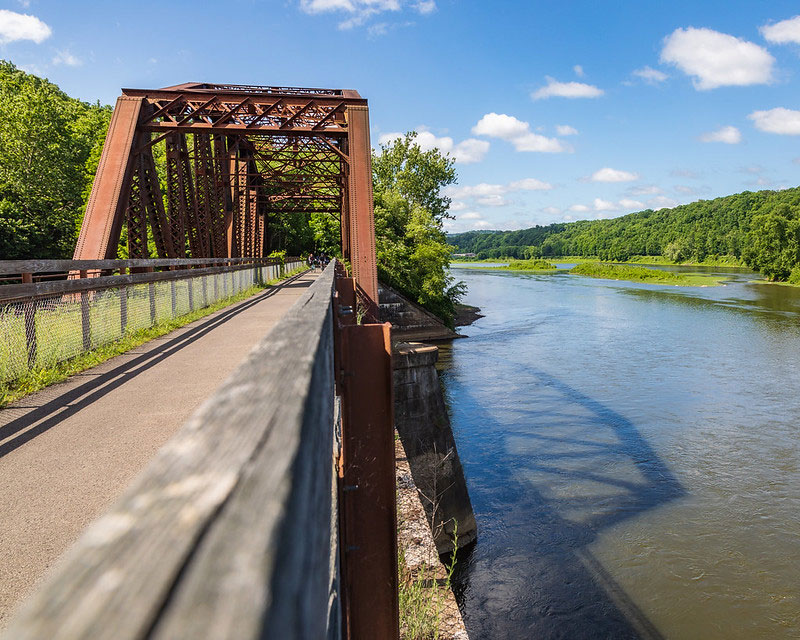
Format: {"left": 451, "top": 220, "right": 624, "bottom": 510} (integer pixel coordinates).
{"left": 75, "top": 83, "right": 378, "bottom": 305}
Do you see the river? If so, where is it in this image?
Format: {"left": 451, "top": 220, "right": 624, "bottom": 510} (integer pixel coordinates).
{"left": 441, "top": 264, "right": 800, "bottom": 639}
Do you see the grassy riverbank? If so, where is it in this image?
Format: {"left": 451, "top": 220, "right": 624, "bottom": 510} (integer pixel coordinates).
{"left": 570, "top": 262, "right": 724, "bottom": 286}
{"left": 456, "top": 258, "right": 558, "bottom": 271}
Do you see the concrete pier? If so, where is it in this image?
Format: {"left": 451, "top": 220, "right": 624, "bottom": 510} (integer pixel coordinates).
{"left": 393, "top": 342, "right": 476, "bottom": 555}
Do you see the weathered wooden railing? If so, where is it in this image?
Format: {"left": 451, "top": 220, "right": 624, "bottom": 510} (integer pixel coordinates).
{"left": 0, "top": 257, "right": 304, "bottom": 384}
{"left": 2, "top": 260, "right": 399, "bottom": 640}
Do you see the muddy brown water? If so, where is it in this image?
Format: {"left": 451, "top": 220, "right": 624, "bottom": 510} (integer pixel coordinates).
{"left": 441, "top": 265, "right": 800, "bottom": 639}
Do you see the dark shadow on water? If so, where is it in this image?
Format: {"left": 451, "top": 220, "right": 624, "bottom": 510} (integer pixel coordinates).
{"left": 440, "top": 356, "right": 685, "bottom": 639}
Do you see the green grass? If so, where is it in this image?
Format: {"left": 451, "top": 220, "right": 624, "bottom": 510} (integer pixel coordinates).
{"left": 456, "top": 258, "right": 558, "bottom": 272}
{"left": 0, "top": 267, "right": 305, "bottom": 408}
{"left": 398, "top": 522, "right": 459, "bottom": 640}
{"left": 569, "top": 262, "right": 724, "bottom": 286}
{"left": 495, "top": 258, "right": 558, "bottom": 271}
{"left": 552, "top": 255, "right": 747, "bottom": 267}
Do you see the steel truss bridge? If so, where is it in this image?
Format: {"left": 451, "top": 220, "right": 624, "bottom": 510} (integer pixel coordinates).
{"left": 76, "top": 82, "right": 378, "bottom": 306}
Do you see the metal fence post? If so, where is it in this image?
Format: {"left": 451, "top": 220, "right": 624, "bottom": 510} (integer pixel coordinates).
{"left": 79, "top": 270, "right": 91, "bottom": 351}
{"left": 147, "top": 267, "right": 156, "bottom": 325}
{"left": 21, "top": 273, "right": 37, "bottom": 369}
{"left": 188, "top": 276, "right": 194, "bottom": 312}
{"left": 170, "top": 280, "right": 177, "bottom": 317}
{"left": 119, "top": 267, "right": 128, "bottom": 337}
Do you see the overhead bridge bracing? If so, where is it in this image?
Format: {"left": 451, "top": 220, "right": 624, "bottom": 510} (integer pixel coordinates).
{"left": 75, "top": 82, "right": 378, "bottom": 305}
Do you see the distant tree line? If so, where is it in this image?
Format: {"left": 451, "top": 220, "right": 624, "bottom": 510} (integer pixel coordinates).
{"left": 447, "top": 187, "right": 800, "bottom": 282}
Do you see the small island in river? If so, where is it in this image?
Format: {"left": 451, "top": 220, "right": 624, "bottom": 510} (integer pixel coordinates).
{"left": 569, "top": 262, "right": 724, "bottom": 286}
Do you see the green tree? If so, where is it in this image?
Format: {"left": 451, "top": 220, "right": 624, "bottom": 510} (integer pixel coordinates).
{"left": 372, "top": 131, "right": 457, "bottom": 222}
{"left": 0, "top": 61, "right": 111, "bottom": 258}
{"left": 373, "top": 135, "right": 464, "bottom": 325}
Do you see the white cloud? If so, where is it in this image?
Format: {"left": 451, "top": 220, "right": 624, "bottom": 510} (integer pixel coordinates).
{"left": 761, "top": 15, "right": 800, "bottom": 44}
{"left": 378, "top": 131, "right": 403, "bottom": 145}
{"left": 472, "top": 112, "right": 570, "bottom": 153}
{"left": 542, "top": 206, "right": 563, "bottom": 215}
{"left": 460, "top": 212, "right": 482, "bottom": 220}
{"left": 570, "top": 204, "right": 590, "bottom": 212}
{"left": 378, "top": 130, "right": 489, "bottom": 163}
{"left": 556, "top": 124, "right": 579, "bottom": 136}
{"left": 619, "top": 198, "right": 645, "bottom": 209}
{"left": 573, "top": 64, "right": 585, "bottom": 77}
{"left": 452, "top": 138, "right": 490, "bottom": 163}
{"left": 649, "top": 196, "right": 679, "bottom": 209}
{"left": 473, "top": 220, "right": 492, "bottom": 228}
{"left": 531, "top": 76, "right": 604, "bottom": 100}
{"left": 509, "top": 178, "right": 553, "bottom": 191}
{"left": 660, "top": 27, "right": 774, "bottom": 90}
{"left": 299, "top": 0, "right": 434, "bottom": 29}
{"left": 590, "top": 167, "right": 639, "bottom": 183}
{"left": 632, "top": 66, "right": 668, "bottom": 84}
{"left": 674, "top": 185, "right": 696, "bottom": 195}
{"left": 414, "top": 0, "right": 436, "bottom": 14}
{"left": 477, "top": 195, "right": 509, "bottom": 207}
{"left": 594, "top": 198, "right": 617, "bottom": 211}
{"left": 749, "top": 107, "right": 800, "bottom": 135}
{"left": 0, "top": 9, "right": 51, "bottom": 43}
{"left": 699, "top": 125, "right": 741, "bottom": 144}
{"left": 449, "top": 201, "right": 468, "bottom": 212}
{"left": 52, "top": 50, "right": 82, "bottom": 67}
{"left": 447, "top": 178, "right": 553, "bottom": 200}
{"left": 629, "top": 184, "right": 663, "bottom": 195}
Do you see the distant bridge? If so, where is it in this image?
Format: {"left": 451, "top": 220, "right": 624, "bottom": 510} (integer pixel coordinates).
{"left": 0, "top": 83, "right": 401, "bottom": 640}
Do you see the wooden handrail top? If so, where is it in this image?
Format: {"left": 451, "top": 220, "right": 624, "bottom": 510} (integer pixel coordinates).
{"left": 0, "top": 260, "right": 305, "bottom": 305}
{"left": 0, "top": 257, "right": 300, "bottom": 276}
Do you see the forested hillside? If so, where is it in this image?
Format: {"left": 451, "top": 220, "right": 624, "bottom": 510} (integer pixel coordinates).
{"left": 0, "top": 61, "right": 112, "bottom": 259}
{"left": 447, "top": 187, "right": 800, "bottom": 281}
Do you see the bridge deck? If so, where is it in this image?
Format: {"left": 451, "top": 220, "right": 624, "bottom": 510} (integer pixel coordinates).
{"left": 0, "top": 270, "right": 317, "bottom": 627}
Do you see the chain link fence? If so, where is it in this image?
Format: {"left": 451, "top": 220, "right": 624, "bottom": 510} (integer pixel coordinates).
{"left": 0, "top": 260, "right": 305, "bottom": 385}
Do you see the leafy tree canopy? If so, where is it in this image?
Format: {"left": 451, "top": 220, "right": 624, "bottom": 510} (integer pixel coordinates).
{"left": 0, "top": 60, "right": 111, "bottom": 258}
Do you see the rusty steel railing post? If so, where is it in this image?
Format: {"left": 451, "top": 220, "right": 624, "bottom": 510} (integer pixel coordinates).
{"left": 21, "top": 273, "right": 37, "bottom": 369}
{"left": 336, "top": 273, "right": 399, "bottom": 640}
{"left": 79, "top": 270, "right": 91, "bottom": 351}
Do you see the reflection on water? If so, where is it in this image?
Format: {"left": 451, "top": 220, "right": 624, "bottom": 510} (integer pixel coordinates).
{"left": 442, "top": 266, "right": 800, "bottom": 639}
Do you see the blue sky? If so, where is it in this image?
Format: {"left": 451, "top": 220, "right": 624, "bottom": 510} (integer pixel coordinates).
{"left": 2, "top": 0, "right": 800, "bottom": 232}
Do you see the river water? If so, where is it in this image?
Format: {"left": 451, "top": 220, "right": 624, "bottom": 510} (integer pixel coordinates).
{"left": 442, "top": 264, "right": 800, "bottom": 640}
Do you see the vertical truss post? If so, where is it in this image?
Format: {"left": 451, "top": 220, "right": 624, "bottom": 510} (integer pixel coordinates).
{"left": 336, "top": 272, "right": 398, "bottom": 639}
{"left": 74, "top": 96, "right": 144, "bottom": 259}
{"left": 166, "top": 134, "right": 189, "bottom": 258}
{"left": 344, "top": 105, "right": 378, "bottom": 313}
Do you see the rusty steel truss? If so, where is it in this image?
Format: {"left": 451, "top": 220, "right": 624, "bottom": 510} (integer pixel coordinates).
{"left": 75, "top": 82, "right": 378, "bottom": 302}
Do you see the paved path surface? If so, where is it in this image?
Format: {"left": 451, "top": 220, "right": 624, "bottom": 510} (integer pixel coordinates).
{"left": 0, "top": 270, "right": 317, "bottom": 627}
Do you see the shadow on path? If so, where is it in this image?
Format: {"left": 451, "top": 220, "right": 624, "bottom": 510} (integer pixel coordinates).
{"left": 445, "top": 363, "right": 685, "bottom": 639}
{"left": 0, "top": 273, "right": 309, "bottom": 459}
